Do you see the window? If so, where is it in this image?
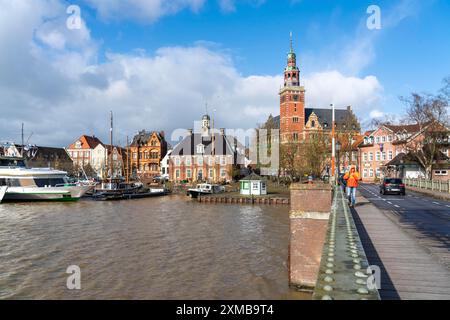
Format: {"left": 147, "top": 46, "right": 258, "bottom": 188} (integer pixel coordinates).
{"left": 261, "top": 183, "right": 267, "bottom": 191}
{"left": 376, "top": 152, "right": 381, "bottom": 161}
{"left": 363, "top": 153, "right": 368, "bottom": 162}
{"left": 252, "top": 182, "right": 259, "bottom": 190}
{"left": 382, "top": 136, "right": 386, "bottom": 143}
{"left": 209, "top": 168, "right": 214, "bottom": 178}
{"left": 175, "top": 169, "right": 180, "bottom": 179}
{"left": 197, "top": 144, "right": 205, "bottom": 154}
{"left": 381, "top": 152, "right": 386, "bottom": 161}
{"left": 376, "top": 137, "right": 380, "bottom": 144}
{"left": 294, "top": 104, "right": 297, "bottom": 112}
{"left": 208, "top": 157, "right": 214, "bottom": 166}
{"left": 220, "top": 169, "right": 227, "bottom": 178}
{"left": 435, "top": 170, "right": 448, "bottom": 176}
{"left": 369, "top": 152, "right": 373, "bottom": 161}
{"left": 388, "top": 135, "right": 393, "bottom": 142}
{"left": 220, "top": 157, "right": 226, "bottom": 166}
{"left": 293, "top": 95, "right": 299, "bottom": 101}
{"left": 241, "top": 181, "right": 250, "bottom": 190}
{"left": 185, "top": 157, "right": 191, "bottom": 166}
{"left": 293, "top": 117, "right": 299, "bottom": 123}
{"left": 197, "top": 157, "right": 203, "bottom": 165}
{"left": 151, "top": 151, "right": 159, "bottom": 159}
{"left": 133, "top": 152, "right": 137, "bottom": 159}
{"left": 311, "top": 120, "right": 316, "bottom": 128}
{"left": 363, "top": 169, "right": 368, "bottom": 178}
{"left": 75, "top": 141, "right": 82, "bottom": 149}
{"left": 293, "top": 133, "right": 299, "bottom": 141}
{"left": 186, "top": 169, "right": 192, "bottom": 178}
{"left": 376, "top": 168, "right": 381, "bottom": 177}
{"left": 369, "top": 169, "right": 374, "bottom": 177}
{"left": 388, "top": 151, "right": 393, "bottom": 160}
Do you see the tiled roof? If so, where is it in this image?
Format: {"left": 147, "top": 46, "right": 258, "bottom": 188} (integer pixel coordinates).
{"left": 384, "top": 123, "right": 425, "bottom": 133}
{"left": 171, "top": 132, "right": 246, "bottom": 166}
{"left": 68, "top": 135, "right": 103, "bottom": 150}
{"left": 131, "top": 130, "right": 164, "bottom": 147}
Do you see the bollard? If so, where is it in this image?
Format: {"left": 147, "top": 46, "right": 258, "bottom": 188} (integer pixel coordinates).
{"left": 289, "top": 183, "right": 332, "bottom": 290}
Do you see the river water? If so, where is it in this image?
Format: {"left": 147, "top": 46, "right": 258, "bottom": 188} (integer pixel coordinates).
{"left": 0, "top": 195, "right": 309, "bottom": 300}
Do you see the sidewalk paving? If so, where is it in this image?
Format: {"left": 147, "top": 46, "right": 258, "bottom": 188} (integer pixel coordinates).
{"left": 351, "top": 193, "right": 450, "bottom": 300}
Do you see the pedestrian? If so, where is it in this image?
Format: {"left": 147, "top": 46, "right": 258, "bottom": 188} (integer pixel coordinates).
{"left": 343, "top": 166, "right": 360, "bottom": 207}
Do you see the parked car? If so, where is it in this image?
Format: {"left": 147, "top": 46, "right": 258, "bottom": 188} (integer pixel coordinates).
{"left": 380, "top": 178, "right": 406, "bottom": 196}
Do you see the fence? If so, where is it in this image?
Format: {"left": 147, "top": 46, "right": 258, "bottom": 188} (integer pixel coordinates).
{"left": 404, "top": 178, "right": 450, "bottom": 194}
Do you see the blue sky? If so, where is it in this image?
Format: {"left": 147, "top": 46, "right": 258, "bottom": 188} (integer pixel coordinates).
{"left": 80, "top": 0, "right": 450, "bottom": 91}
{"left": 0, "top": 0, "right": 449, "bottom": 146}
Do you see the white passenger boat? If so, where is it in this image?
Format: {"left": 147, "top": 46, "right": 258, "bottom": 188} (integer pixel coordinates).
{"left": 0, "top": 156, "right": 93, "bottom": 203}
{"left": 187, "top": 183, "right": 225, "bottom": 199}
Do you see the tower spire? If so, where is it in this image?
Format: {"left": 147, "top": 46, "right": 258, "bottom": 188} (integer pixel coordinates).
{"left": 290, "top": 31, "right": 293, "bottom": 53}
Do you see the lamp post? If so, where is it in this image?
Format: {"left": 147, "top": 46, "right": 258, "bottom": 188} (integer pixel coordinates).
{"left": 336, "top": 141, "right": 342, "bottom": 183}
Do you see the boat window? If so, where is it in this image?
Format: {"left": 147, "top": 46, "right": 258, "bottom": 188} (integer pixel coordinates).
{"left": 6, "top": 179, "right": 21, "bottom": 187}
{"left": 0, "top": 159, "right": 26, "bottom": 167}
{"left": 34, "top": 178, "right": 65, "bottom": 187}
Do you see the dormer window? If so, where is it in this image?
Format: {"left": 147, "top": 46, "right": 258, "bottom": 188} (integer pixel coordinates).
{"left": 75, "top": 141, "right": 82, "bottom": 149}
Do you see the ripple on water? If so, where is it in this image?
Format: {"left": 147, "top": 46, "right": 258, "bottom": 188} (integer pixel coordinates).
{"left": 0, "top": 195, "right": 309, "bottom": 300}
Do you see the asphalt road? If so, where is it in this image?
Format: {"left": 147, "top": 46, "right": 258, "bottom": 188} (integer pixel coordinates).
{"left": 357, "top": 183, "right": 450, "bottom": 268}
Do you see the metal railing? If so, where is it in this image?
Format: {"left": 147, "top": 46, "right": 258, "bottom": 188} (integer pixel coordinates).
{"left": 404, "top": 178, "right": 450, "bottom": 193}
{"left": 313, "top": 186, "right": 380, "bottom": 300}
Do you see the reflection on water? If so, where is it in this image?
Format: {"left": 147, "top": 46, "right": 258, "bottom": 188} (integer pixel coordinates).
{"left": 0, "top": 195, "right": 309, "bottom": 300}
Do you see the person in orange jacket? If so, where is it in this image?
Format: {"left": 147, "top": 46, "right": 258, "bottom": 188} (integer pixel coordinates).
{"left": 343, "top": 166, "right": 360, "bottom": 207}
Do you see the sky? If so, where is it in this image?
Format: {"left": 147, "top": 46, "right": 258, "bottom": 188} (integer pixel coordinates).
{"left": 0, "top": 0, "right": 449, "bottom": 147}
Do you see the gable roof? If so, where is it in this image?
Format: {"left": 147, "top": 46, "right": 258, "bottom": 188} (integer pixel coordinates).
{"left": 272, "top": 107, "right": 355, "bottom": 128}
{"left": 305, "top": 108, "right": 353, "bottom": 127}
{"left": 68, "top": 135, "right": 103, "bottom": 150}
{"left": 131, "top": 130, "right": 164, "bottom": 147}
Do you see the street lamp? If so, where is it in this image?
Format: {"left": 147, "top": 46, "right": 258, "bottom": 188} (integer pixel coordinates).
{"left": 336, "top": 141, "right": 342, "bottom": 178}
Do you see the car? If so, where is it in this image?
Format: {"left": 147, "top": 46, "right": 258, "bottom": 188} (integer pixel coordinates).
{"left": 380, "top": 178, "right": 406, "bottom": 196}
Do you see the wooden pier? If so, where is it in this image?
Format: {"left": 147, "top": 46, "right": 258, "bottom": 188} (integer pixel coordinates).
{"left": 197, "top": 195, "right": 290, "bottom": 205}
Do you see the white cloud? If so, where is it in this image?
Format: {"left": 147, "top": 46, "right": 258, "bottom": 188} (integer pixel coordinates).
{"left": 304, "top": 71, "right": 383, "bottom": 111}
{"left": 84, "top": 0, "right": 206, "bottom": 22}
{"left": 369, "top": 110, "right": 385, "bottom": 119}
{"left": 0, "top": 0, "right": 383, "bottom": 148}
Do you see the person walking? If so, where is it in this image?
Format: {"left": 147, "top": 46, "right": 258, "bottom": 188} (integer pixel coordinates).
{"left": 343, "top": 166, "right": 360, "bottom": 207}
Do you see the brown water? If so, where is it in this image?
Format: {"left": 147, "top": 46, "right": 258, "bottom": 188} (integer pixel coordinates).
{"left": 0, "top": 195, "right": 308, "bottom": 300}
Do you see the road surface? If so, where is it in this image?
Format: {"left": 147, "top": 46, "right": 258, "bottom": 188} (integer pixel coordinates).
{"left": 352, "top": 183, "right": 450, "bottom": 300}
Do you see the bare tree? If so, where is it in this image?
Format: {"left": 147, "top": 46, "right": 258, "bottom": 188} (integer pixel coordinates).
{"left": 401, "top": 77, "right": 450, "bottom": 179}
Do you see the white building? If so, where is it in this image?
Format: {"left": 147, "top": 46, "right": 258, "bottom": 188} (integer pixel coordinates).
{"left": 240, "top": 173, "right": 267, "bottom": 196}
{"left": 160, "top": 149, "right": 172, "bottom": 180}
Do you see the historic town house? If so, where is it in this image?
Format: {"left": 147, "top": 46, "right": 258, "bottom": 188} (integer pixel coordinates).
{"left": 130, "top": 131, "right": 167, "bottom": 179}
{"left": 169, "top": 115, "right": 246, "bottom": 183}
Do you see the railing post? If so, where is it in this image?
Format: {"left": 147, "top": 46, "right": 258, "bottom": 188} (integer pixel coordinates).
{"left": 289, "top": 183, "right": 332, "bottom": 291}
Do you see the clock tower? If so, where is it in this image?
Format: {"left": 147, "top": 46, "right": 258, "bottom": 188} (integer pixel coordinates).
{"left": 279, "top": 33, "right": 306, "bottom": 143}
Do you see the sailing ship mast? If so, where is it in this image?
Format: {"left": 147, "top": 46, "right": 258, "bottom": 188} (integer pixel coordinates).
{"left": 109, "top": 111, "right": 113, "bottom": 180}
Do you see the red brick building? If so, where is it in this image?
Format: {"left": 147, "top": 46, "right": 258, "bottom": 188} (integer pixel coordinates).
{"left": 278, "top": 35, "right": 359, "bottom": 143}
